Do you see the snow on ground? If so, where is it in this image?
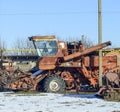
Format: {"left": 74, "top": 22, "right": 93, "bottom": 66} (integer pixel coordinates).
{"left": 0, "top": 92, "right": 120, "bottom": 112}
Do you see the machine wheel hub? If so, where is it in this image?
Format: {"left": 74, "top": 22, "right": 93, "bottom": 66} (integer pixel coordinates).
{"left": 49, "top": 80, "right": 59, "bottom": 92}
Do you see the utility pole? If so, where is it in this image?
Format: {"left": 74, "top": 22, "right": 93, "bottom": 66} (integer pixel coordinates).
{"left": 98, "top": 0, "right": 102, "bottom": 86}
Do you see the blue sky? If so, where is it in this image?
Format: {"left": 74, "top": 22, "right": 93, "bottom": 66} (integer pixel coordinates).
{"left": 0, "top": 0, "right": 120, "bottom": 48}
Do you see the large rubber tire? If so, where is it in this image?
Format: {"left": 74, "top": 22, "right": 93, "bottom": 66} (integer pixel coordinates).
{"left": 104, "top": 91, "right": 119, "bottom": 101}
{"left": 43, "top": 75, "right": 65, "bottom": 93}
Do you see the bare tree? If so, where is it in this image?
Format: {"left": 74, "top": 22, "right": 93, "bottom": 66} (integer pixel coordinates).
{"left": 80, "top": 35, "right": 94, "bottom": 48}
{"left": 0, "top": 37, "right": 7, "bottom": 58}
{"left": 0, "top": 37, "right": 6, "bottom": 49}
{"left": 12, "top": 37, "right": 36, "bottom": 55}
{"left": 64, "top": 35, "right": 94, "bottom": 48}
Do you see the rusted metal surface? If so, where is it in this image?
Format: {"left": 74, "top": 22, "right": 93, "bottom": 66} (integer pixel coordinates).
{"left": 3, "top": 68, "right": 48, "bottom": 91}
{"left": 63, "top": 41, "right": 111, "bottom": 61}
{"left": 39, "top": 57, "right": 58, "bottom": 70}
{"left": 29, "top": 36, "right": 57, "bottom": 41}
{"left": 96, "top": 72, "right": 120, "bottom": 101}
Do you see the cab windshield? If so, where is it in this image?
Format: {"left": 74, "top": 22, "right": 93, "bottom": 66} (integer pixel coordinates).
{"left": 34, "top": 40, "right": 58, "bottom": 56}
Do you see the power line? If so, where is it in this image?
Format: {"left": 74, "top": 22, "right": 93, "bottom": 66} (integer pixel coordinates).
{"left": 0, "top": 12, "right": 97, "bottom": 16}
{"left": 0, "top": 11, "right": 120, "bottom": 16}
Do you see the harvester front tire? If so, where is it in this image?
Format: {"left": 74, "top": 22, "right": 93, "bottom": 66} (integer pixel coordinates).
{"left": 43, "top": 75, "right": 65, "bottom": 93}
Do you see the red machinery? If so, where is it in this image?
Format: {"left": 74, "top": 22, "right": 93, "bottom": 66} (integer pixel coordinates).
{"left": 2, "top": 36, "right": 120, "bottom": 101}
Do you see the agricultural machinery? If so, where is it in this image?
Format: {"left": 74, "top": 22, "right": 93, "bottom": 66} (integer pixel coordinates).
{"left": 0, "top": 35, "right": 120, "bottom": 101}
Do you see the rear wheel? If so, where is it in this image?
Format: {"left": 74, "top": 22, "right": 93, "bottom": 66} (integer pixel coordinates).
{"left": 43, "top": 75, "right": 65, "bottom": 93}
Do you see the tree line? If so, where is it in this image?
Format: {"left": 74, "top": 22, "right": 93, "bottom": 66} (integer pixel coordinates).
{"left": 0, "top": 35, "right": 94, "bottom": 56}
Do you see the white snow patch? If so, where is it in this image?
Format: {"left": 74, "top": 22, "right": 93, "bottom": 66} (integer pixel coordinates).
{"left": 0, "top": 92, "right": 120, "bottom": 112}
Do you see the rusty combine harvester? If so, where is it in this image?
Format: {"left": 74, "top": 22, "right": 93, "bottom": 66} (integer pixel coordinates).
{"left": 0, "top": 35, "right": 120, "bottom": 101}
